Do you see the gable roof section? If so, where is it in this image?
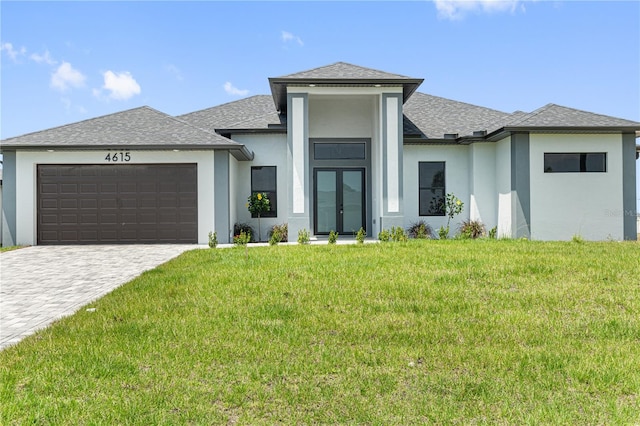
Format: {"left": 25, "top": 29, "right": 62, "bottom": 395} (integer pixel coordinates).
{"left": 1, "top": 106, "right": 254, "bottom": 160}
{"left": 268, "top": 62, "right": 423, "bottom": 113}
{"left": 484, "top": 104, "right": 640, "bottom": 140}
{"left": 502, "top": 103, "right": 640, "bottom": 129}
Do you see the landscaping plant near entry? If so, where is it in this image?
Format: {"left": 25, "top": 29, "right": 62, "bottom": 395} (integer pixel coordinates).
{"left": 1, "top": 241, "right": 639, "bottom": 424}
{"left": 247, "top": 192, "right": 270, "bottom": 242}
{"left": 439, "top": 193, "right": 464, "bottom": 239}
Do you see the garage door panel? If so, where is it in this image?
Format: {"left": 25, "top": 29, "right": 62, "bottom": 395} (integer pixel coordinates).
{"left": 100, "top": 198, "right": 118, "bottom": 209}
{"left": 60, "top": 199, "right": 78, "bottom": 209}
{"left": 80, "top": 183, "right": 98, "bottom": 194}
{"left": 81, "top": 199, "right": 98, "bottom": 209}
{"left": 80, "top": 230, "right": 98, "bottom": 241}
{"left": 60, "top": 183, "right": 78, "bottom": 194}
{"left": 38, "top": 164, "right": 198, "bottom": 244}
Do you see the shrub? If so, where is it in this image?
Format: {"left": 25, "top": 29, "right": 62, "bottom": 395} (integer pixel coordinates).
{"left": 572, "top": 234, "right": 585, "bottom": 244}
{"left": 489, "top": 226, "right": 498, "bottom": 239}
{"left": 328, "top": 230, "right": 339, "bottom": 244}
{"left": 355, "top": 227, "right": 366, "bottom": 244}
{"left": 208, "top": 231, "right": 218, "bottom": 248}
{"left": 269, "top": 223, "right": 288, "bottom": 244}
{"left": 438, "top": 226, "right": 450, "bottom": 240}
{"left": 297, "top": 228, "right": 310, "bottom": 245}
{"left": 407, "top": 220, "right": 434, "bottom": 239}
{"left": 458, "top": 220, "right": 486, "bottom": 239}
{"left": 269, "top": 233, "right": 281, "bottom": 246}
{"left": 391, "top": 226, "right": 408, "bottom": 242}
{"left": 233, "top": 231, "right": 251, "bottom": 246}
{"left": 233, "top": 223, "right": 255, "bottom": 242}
{"left": 378, "top": 229, "right": 391, "bottom": 242}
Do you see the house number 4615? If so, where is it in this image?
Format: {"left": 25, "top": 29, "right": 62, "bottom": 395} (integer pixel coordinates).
{"left": 105, "top": 152, "right": 131, "bottom": 162}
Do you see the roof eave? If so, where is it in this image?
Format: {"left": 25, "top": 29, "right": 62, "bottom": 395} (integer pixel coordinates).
{"left": 0, "top": 143, "right": 254, "bottom": 156}
{"left": 485, "top": 126, "right": 640, "bottom": 141}
{"left": 268, "top": 77, "right": 424, "bottom": 113}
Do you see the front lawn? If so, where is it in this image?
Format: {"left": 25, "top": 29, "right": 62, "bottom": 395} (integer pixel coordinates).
{"left": 1, "top": 240, "right": 639, "bottom": 424}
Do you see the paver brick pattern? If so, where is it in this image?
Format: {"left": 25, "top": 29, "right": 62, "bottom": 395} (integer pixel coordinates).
{"left": 0, "top": 245, "right": 198, "bottom": 350}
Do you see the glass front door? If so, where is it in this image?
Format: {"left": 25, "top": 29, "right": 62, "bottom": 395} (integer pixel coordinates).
{"left": 314, "top": 168, "right": 365, "bottom": 235}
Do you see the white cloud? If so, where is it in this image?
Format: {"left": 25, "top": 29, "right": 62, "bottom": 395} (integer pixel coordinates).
{"left": 97, "top": 70, "right": 141, "bottom": 100}
{"left": 1, "top": 42, "right": 26, "bottom": 62}
{"left": 30, "top": 50, "right": 57, "bottom": 65}
{"left": 281, "top": 31, "right": 304, "bottom": 46}
{"left": 434, "top": 0, "right": 523, "bottom": 20}
{"left": 51, "top": 61, "right": 86, "bottom": 91}
{"left": 223, "top": 81, "right": 249, "bottom": 96}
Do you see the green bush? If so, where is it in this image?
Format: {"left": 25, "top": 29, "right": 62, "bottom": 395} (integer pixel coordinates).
{"left": 438, "top": 226, "right": 449, "bottom": 240}
{"left": 328, "top": 230, "right": 339, "bottom": 244}
{"left": 489, "top": 226, "right": 498, "bottom": 239}
{"left": 208, "top": 231, "right": 218, "bottom": 248}
{"left": 378, "top": 229, "right": 391, "bottom": 242}
{"left": 355, "top": 227, "right": 366, "bottom": 244}
{"left": 297, "top": 228, "right": 310, "bottom": 245}
{"left": 407, "top": 220, "right": 434, "bottom": 239}
{"left": 234, "top": 223, "right": 255, "bottom": 242}
{"left": 458, "top": 220, "right": 486, "bottom": 239}
{"left": 233, "top": 231, "right": 251, "bottom": 246}
{"left": 391, "top": 226, "right": 408, "bottom": 242}
{"left": 269, "top": 223, "right": 288, "bottom": 244}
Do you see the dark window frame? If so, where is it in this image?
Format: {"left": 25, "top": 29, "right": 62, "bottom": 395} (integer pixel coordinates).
{"left": 419, "top": 162, "right": 446, "bottom": 217}
{"left": 250, "top": 166, "right": 277, "bottom": 218}
{"left": 544, "top": 153, "right": 607, "bottom": 173}
{"left": 313, "top": 142, "right": 366, "bottom": 160}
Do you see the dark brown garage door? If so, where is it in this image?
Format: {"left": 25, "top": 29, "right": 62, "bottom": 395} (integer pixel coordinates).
{"left": 37, "top": 164, "right": 198, "bottom": 244}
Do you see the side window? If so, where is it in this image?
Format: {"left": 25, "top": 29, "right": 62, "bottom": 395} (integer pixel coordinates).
{"left": 419, "top": 162, "right": 445, "bottom": 216}
{"left": 251, "top": 166, "right": 277, "bottom": 218}
{"left": 544, "top": 153, "right": 607, "bottom": 173}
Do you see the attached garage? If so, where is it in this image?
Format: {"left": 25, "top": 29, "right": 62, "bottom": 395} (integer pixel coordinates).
{"left": 37, "top": 164, "right": 198, "bottom": 244}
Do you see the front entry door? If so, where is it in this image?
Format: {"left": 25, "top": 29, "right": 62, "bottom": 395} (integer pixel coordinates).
{"left": 314, "top": 168, "right": 365, "bottom": 235}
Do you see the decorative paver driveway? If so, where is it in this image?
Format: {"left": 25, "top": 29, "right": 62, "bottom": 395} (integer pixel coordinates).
{"left": 0, "top": 245, "right": 200, "bottom": 350}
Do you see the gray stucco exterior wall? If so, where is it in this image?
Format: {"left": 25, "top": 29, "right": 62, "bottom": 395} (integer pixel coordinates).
{"left": 1, "top": 151, "right": 16, "bottom": 246}
{"left": 622, "top": 133, "right": 637, "bottom": 240}
{"left": 214, "top": 151, "right": 231, "bottom": 243}
{"left": 511, "top": 132, "right": 531, "bottom": 239}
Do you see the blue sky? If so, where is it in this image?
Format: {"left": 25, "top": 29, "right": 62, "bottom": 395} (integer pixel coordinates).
{"left": 1, "top": 1, "right": 639, "bottom": 206}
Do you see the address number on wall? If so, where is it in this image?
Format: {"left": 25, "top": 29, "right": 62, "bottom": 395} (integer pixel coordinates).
{"left": 105, "top": 152, "right": 131, "bottom": 162}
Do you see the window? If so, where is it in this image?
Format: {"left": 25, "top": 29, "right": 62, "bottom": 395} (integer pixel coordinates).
{"left": 314, "top": 143, "right": 366, "bottom": 160}
{"left": 419, "top": 162, "right": 445, "bottom": 216}
{"left": 544, "top": 153, "right": 607, "bottom": 173}
{"left": 251, "top": 166, "right": 277, "bottom": 218}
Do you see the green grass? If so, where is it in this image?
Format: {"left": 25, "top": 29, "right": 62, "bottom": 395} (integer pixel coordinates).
{"left": 2, "top": 240, "right": 639, "bottom": 424}
{"left": 0, "top": 246, "right": 24, "bottom": 253}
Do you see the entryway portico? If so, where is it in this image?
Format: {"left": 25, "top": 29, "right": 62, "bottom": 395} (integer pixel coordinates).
{"left": 268, "top": 63, "right": 423, "bottom": 241}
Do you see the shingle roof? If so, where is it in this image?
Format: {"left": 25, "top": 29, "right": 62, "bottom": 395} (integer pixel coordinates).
{"left": 403, "top": 92, "right": 512, "bottom": 139}
{"left": 501, "top": 103, "right": 640, "bottom": 129}
{"left": 1, "top": 106, "right": 254, "bottom": 159}
{"left": 277, "top": 62, "right": 415, "bottom": 80}
{"left": 268, "top": 62, "right": 423, "bottom": 113}
{"left": 177, "top": 96, "right": 285, "bottom": 133}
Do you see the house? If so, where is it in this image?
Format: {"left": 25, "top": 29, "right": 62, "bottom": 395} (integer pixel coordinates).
{"left": 1, "top": 62, "right": 639, "bottom": 245}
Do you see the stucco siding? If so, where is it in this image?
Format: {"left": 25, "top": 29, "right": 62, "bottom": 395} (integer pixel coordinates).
{"left": 232, "top": 134, "right": 288, "bottom": 241}
{"left": 403, "top": 144, "right": 470, "bottom": 233}
{"left": 469, "top": 143, "right": 497, "bottom": 230}
{"left": 529, "top": 133, "right": 624, "bottom": 240}
{"left": 496, "top": 136, "right": 512, "bottom": 238}
{"left": 14, "top": 150, "right": 215, "bottom": 245}
{"left": 308, "top": 96, "right": 375, "bottom": 139}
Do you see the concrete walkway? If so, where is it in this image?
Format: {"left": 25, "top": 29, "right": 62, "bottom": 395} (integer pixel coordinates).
{"left": 0, "top": 245, "right": 200, "bottom": 350}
